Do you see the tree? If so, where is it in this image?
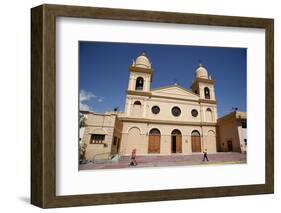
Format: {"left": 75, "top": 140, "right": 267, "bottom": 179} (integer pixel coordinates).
{"left": 79, "top": 113, "right": 86, "bottom": 128}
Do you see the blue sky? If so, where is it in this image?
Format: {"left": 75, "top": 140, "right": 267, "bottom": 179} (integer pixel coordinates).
{"left": 79, "top": 41, "right": 246, "bottom": 117}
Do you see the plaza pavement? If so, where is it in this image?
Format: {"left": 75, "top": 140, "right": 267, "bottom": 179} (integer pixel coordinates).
{"left": 79, "top": 152, "right": 246, "bottom": 170}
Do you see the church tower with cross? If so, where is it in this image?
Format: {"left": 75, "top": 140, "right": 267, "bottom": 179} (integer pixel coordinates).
{"left": 126, "top": 52, "right": 153, "bottom": 93}
{"left": 191, "top": 63, "right": 216, "bottom": 101}
{"left": 124, "top": 52, "right": 153, "bottom": 117}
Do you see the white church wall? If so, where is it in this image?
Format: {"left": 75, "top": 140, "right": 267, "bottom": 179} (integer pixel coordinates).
{"left": 120, "top": 121, "right": 216, "bottom": 155}
{"left": 145, "top": 98, "right": 203, "bottom": 123}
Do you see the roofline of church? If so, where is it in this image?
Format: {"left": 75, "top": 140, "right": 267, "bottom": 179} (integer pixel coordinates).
{"left": 126, "top": 89, "right": 217, "bottom": 104}
{"left": 151, "top": 84, "right": 199, "bottom": 96}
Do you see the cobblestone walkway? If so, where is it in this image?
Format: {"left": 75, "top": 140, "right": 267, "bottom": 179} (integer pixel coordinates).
{"left": 79, "top": 152, "right": 246, "bottom": 170}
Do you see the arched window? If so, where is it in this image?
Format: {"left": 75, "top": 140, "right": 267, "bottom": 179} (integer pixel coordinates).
{"left": 133, "top": 101, "right": 141, "bottom": 105}
{"left": 206, "top": 108, "right": 213, "bottom": 122}
{"left": 204, "top": 87, "right": 210, "bottom": 99}
{"left": 135, "top": 77, "right": 144, "bottom": 90}
{"left": 191, "top": 130, "right": 200, "bottom": 136}
{"left": 171, "top": 129, "right": 181, "bottom": 136}
{"left": 132, "top": 101, "right": 142, "bottom": 117}
{"left": 149, "top": 128, "right": 161, "bottom": 135}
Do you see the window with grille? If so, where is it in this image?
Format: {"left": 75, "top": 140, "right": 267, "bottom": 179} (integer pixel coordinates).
{"left": 90, "top": 134, "right": 105, "bottom": 144}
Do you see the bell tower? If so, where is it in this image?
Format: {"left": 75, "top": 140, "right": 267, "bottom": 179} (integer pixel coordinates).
{"left": 127, "top": 52, "right": 153, "bottom": 92}
{"left": 191, "top": 63, "right": 217, "bottom": 123}
{"left": 125, "top": 53, "right": 153, "bottom": 117}
{"left": 191, "top": 64, "right": 216, "bottom": 101}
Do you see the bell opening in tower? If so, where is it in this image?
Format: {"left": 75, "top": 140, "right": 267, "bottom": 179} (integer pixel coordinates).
{"left": 135, "top": 77, "right": 144, "bottom": 90}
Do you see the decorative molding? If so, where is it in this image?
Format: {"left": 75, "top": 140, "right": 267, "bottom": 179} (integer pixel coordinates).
{"left": 192, "top": 78, "right": 215, "bottom": 86}
{"left": 120, "top": 117, "right": 217, "bottom": 126}
{"left": 129, "top": 65, "right": 153, "bottom": 74}
{"left": 199, "top": 99, "right": 217, "bottom": 104}
{"left": 127, "top": 90, "right": 152, "bottom": 96}
{"left": 151, "top": 84, "right": 199, "bottom": 96}
{"left": 151, "top": 94, "right": 199, "bottom": 103}
{"left": 126, "top": 91, "right": 217, "bottom": 105}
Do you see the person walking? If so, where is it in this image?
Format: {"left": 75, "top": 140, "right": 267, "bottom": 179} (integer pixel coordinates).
{"left": 202, "top": 149, "right": 209, "bottom": 162}
{"left": 129, "top": 149, "right": 137, "bottom": 166}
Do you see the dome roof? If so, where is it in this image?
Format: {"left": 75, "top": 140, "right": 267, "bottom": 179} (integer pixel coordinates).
{"left": 195, "top": 64, "right": 208, "bottom": 79}
{"left": 133, "top": 52, "right": 151, "bottom": 69}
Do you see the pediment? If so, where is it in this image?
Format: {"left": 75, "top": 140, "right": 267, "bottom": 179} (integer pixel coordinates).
{"left": 151, "top": 85, "right": 199, "bottom": 100}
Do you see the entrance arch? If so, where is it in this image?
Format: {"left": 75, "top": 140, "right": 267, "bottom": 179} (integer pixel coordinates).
{"left": 148, "top": 128, "right": 161, "bottom": 153}
{"left": 191, "top": 130, "right": 201, "bottom": 152}
{"left": 171, "top": 129, "right": 182, "bottom": 153}
{"left": 127, "top": 127, "right": 142, "bottom": 154}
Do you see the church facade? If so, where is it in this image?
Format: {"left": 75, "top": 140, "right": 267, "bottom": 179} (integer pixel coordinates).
{"left": 118, "top": 53, "right": 218, "bottom": 155}
{"left": 80, "top": 53, "right": 218, "bottom": 160}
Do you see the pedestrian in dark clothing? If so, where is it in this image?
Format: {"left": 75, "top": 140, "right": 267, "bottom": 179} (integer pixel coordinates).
{"left": 202, "top": 149, "right": 209, "bottom": 162}
{"left": 129, "top": 149, "right": 137, "bottom": 166}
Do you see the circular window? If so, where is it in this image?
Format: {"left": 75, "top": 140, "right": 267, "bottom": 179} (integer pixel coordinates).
{"left": 151, "top": 106, "right": 160, "bottom": 114}
{"left": 191, "top": 109, "right": 198, "bottom": 117}
{"left": 172, "top": 106, "right": 181, "bottom": 117}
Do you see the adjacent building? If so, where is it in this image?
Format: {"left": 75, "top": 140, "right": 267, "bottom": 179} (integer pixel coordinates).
{"left": 217, "top": 111, "right": 247, "bottom": 153}
{"left": 79, "top": 111, "right": 123, "bottom": 161}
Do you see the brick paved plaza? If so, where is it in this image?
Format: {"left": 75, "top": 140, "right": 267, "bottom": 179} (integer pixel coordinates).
{"left": 79, "top": 152, "right": 246, "bottom": 170}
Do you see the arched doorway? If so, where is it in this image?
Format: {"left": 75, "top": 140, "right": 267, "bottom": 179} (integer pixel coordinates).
{"left": 191, "top": 130, "right": 201, "bottom": 152}
{"left": 148, "top": 128, "right": 161, "bottom": 153}
{"left": 171, "top": 129, "right": 182, "bottom": 153}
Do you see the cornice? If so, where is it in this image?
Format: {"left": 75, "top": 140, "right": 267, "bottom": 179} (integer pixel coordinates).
{"left": 120, "top": 117, "right": 217, "bottom": 127}
{"left": 129, "top": 66, "right": 153, "bottom": 74}
{"left": 127, "top": 90, "right": 152, "bottom": 96}
{"left": 199, "top": 99, "right": 217, "bottom": 104}
{"left": 191, "top": 78, "right": 215, "bottom": 89}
